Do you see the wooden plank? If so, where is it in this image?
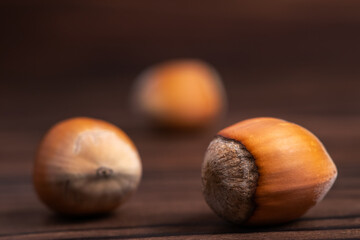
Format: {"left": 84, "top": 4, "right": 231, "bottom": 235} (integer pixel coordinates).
{"left": 0, "top": 169, "right": 359, "bottom": 237}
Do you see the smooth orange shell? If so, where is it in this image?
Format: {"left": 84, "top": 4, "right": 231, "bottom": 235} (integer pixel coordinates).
{"left": 33, "top": 117, "right": 142, "bottom": 215}
{"left": 134, "top": 59, "right": 226, "bottom": 128}
{"left": 219, "top": 117, "right": 337, "bottom": 225}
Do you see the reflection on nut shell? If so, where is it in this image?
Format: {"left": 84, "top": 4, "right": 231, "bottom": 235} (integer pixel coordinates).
{"left": 33, "top": 117, "right": 142, "bottom": 215}
{"left": 201, "top": 117, "right": 337, "bottom": 226}
{"left": 133, "top": 59, "right": 226, "bottom": 129}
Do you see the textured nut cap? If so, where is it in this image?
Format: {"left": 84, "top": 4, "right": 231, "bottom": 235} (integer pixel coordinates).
{"left": 202, "top": 136, "right": 258, "bottom": 224}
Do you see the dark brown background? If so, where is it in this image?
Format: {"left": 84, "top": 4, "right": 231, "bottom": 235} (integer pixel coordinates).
{"left": 1, "top": 1, "right": 360, "bottom": 239}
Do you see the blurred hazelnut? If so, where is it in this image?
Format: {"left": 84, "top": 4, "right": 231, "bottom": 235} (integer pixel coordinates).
{"left": 132, "top": 59, "right": 226, "bottom": 129}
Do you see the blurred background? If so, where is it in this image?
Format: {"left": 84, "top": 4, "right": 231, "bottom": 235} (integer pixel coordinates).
{"left": 1, "top": 0, "right": 360, "bottom": 182}
{"left": 1, "top": 1, "right": 360, "bottom": 236}
{"left": 1, "top": 0, "right": 360, "bottom": 123}
{"left": 1, "top": 0, "right": 360, "bottom": 176}
{"left": 0, "top": 0, "right": 360, "bottom": 124}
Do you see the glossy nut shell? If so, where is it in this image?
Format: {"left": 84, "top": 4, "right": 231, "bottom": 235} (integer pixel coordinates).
{"left": 33, "top": 117, "right": 142, "bottom": 215}
{"left": 202, "top": 117, "right": 337, "bottom": 225}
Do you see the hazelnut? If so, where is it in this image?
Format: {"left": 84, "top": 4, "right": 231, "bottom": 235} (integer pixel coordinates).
{"left": 33, "top": 117, "right": 142, "bottom": 215}
{"left": 132, "top": 59, "right": 226, "bottom": 129}
{"left": 201, "top": 117, "right": 337, "bottom": 225}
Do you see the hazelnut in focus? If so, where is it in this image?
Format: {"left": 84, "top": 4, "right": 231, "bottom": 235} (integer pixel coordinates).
{"left": 33, "top": 117, "right": 142, "bottom": 215}
{"left": 201, "top": 117, "right": 337, "bottom": 226}
{"left": 132, "top": 59, "right": 226, "bottom": 129}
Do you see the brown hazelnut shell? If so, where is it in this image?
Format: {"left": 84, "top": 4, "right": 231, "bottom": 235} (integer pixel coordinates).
{"left": 33, "top": 117, "right": 142, "bottom": 215}
{"left": 133, "top": 59, "right": 226, "bottom": 129}
{"left": 202, "top": 117, "right": 337, "bottom": 225}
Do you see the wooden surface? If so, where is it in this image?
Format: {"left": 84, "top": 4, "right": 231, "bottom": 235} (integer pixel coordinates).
{"left": 1, "top": 73, "right": 359, "bottom": 239}
{"left": 1, "top": 1, "right": 360, "bottom": 239}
